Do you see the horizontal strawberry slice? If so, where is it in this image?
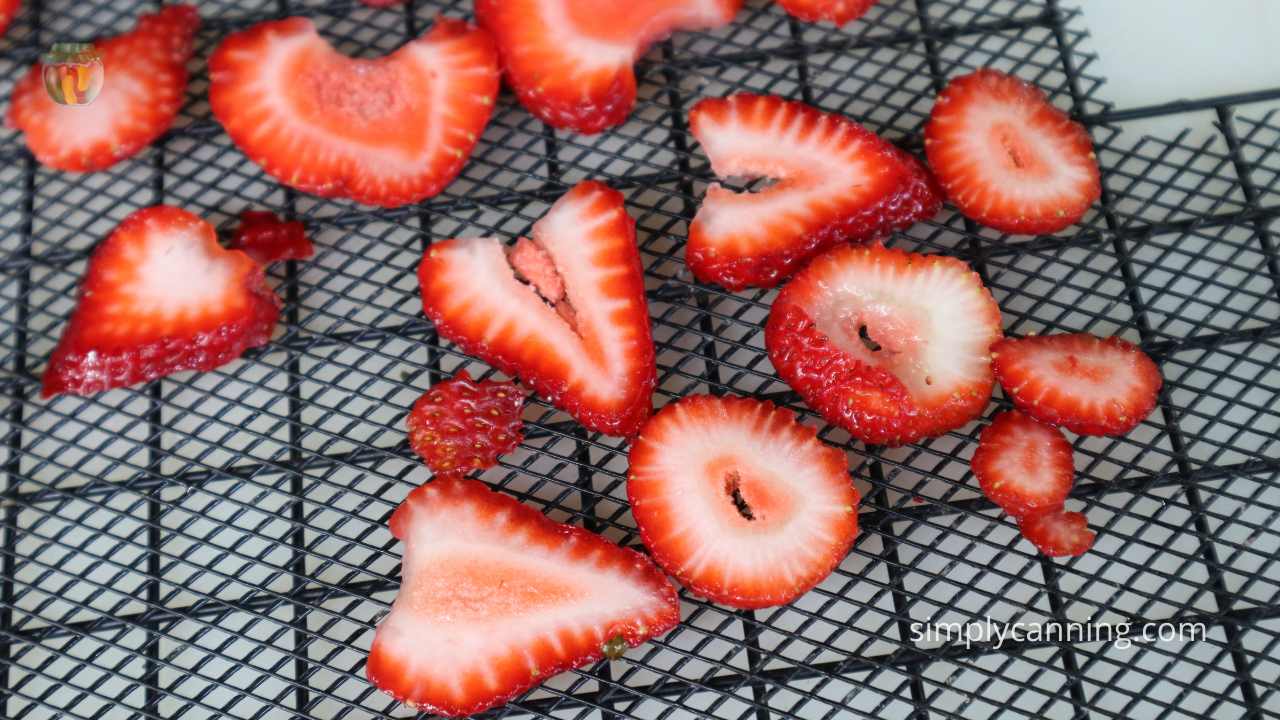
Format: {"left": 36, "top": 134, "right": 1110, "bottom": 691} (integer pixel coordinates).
{"left": 992, "top": 333, "right": 1161, "bottom": 436}
{"left": 367, "top": 478, "right": 679, "bottom": 716}
{"left": 775, "top": 0, "right": 877, "bottom": 24}
{"left": 0, "top": 0, "right": 19, "bottom": 37}
{"left": 229, "top": 211, "right": 314, "bottom": 265}
{"left": 406, "top": 371, "right": 525, "bottom": 477}
{"left": 6, "top": 5, "right": 199, "bottom": 172}
{"left": 972, "top": 410, "right": 1073, "bottom": 519}
{"left": 43, "top": 206, "right": 280, "bottom": 397}
{"left": 688, "top": 94, "right": 942, "bottom": 290}
{"left": 628, "top": 395, "right": 859, "bottom": 608}
{"left": 925, "top": 69, "right": 1101, "bottom": 235}
{"left": 209, "top": 16, "right": 498, "bottom": 208}
{"left": 477, "top": 0, "right": 741, "bottom": 133}
{"left": 419, "top": 181, "right": 656, "bottom": 436}
{"left": 1018, "top": 509, "right": 1095, "bottom": 557}
{"left": 766, "top": 244, "right": 1002, "bottom": 446}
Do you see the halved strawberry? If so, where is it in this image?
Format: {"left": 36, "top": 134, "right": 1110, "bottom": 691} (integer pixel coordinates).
{"left": 476, "top": 0, "right": 741, "bottom": 133}
{"left": 6, "top": 5, "right": 199, "bottom": 172}
{"left": 209, "top": 16, "right": 498, "bottom": 208}
{"left": 688, "top": 94, "right": 941, "bottom": 290}
{"left": 42, "top": 206, "right": 280, "bottom": 397}
{"left": 628, "top": 395, "right": 859, "bottom": 609}
{"left": 406, "top": 371, "right": 525, "bottom": 477}
{"left": 1018, "top": 509, "right": 1095, "bottom": 557}
{"left": 972, "top": 410, "right": 1073, "bottom": 519}
{"left": 766, "top": 244, "right": 1002, "bottom": 446}
{"left": 0, "top": 0, "right": 19, "bottom": 37}
{"left": 419, "top": 181, "right": 656, "bottom": 437}
{"left": 229, "top": 211, "right": 314, "bottom": 265}
{"left": 925, "top": 69, "right": 1101, "bottom": 235}
{"left": 367, "top": 478, "right": 679, "bottom": 716}
{"left": 776, "top": 0, "right": 876, "bottom": 25}
{"left": 992, "top": 333, "right": 1162, "bottom": 436}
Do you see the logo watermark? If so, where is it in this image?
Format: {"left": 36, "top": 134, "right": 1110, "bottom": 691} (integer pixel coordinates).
{"left": 43, "top": 43, "right": 104, "bottom": 106}
{"left": 909, "top": 617, "right": 1206, "bottom": 651}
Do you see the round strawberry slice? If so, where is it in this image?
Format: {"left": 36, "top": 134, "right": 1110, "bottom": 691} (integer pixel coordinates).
{"left": 628, "top": 395, "right": 859, "bottom": 609}
{"left": 992, "top": 333, "right": 1162, "bottom": 436}
{"left": 406, "top": 371, "right": 525, "bottom": 477}
{"left": 972, "top": 410, "right": 1073, "bottom": 519}
{"left": 766, "top": 244, "right": 1003, "bottom": 447}
{"left": 925, "top": 68, "right": 1101, "bottom": 235}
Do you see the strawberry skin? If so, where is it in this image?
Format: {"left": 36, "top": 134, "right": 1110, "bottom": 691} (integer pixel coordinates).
{"left": 628, "top": 395, "right": 859, "bottom": 609}
{"left": 229, "top": 211, "right": 314, "bottom": 266}
{"left": 0, "top": 0, "right": 19, "bottom": 37}
{"left": 972, "top": 411, "right": 1073, "bottom": 519}
{"left": 6, "top": 5, "right": 199, "bottom": 172}
{"left": 766, "top": 244, "right": 1002, "bottom": 446}
{"left": 477, "top": 0, "right": 742, "bottom": 133}
{"left": 406, "top": 372, "right": 525, "bottom": 477}
{"left": 925, "top": 69, "right": 1101, "bottom": 235}
{"left": 367, "top": 478, "right": 679, "bottom": 716}
{"left": 688, "top": 94, "right": 942, "bottom": 290}
{"left": 776, "top": 0, "right": 877, "bottom": 24}
{"left": 992, "top": 333, "right": 1162, "bottom": 436}
{"left": 1018, "top": 509, "right": 1095, "bottom": 557}
{"left": 209, "top": 16, "right": 498, "bottom": 208}
{"left": 419, "top": 181, "right": 657, "bottom": 437}
{"left": 42, "top": 206, "right": 280, "bottom": 397}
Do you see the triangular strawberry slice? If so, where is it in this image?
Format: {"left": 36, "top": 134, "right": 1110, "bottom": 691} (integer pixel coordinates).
{"left": 209, "top": 16, "right": 499, "bottom": 208}
{"left": 972, "top": 410, "right": 1074, "bottom": 519}
{"left": 7, "top": 5, "right": 199, "bottom": 172}
{"left": 687, "top": 94, "right": 942, "bottom": 290}
{"left": 366, "top": 478, "right": 679, "bottom": 716}
{"left": 43, "top": 206, "right": 280, "bottom": 397}
{"left": 476, "top": 0, "right": 742, "bottom": 133}
{"left": 776, "top": 0, "right": 877, "bottom": 25}
{"left": 418, "top": 181, "right": 657, "bottom": 436}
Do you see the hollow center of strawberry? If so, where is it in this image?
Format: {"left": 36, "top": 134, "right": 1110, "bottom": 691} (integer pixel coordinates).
{"left": 706, "top": 459, "right": 794, "bottom": 525}
{"left": 991, "top": 122, "right": 1048, "bottom": 177}
{"left": 289, "top": 51, "right": 422, "bottom": 135}
{"left": 723, "top": 471, "right": 756, "bottom": 521}
{"left": 508, "top": 236, "right": 580, "bottom": 331}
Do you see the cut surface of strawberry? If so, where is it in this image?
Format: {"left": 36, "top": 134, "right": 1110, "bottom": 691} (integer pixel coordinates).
{"left": 43, "top": 206, "right": 280, "bottom": 397}
{"left": 367, "top": 478, "right": 679, "bottom": 716}
{"left": 972, "top": 410, "right": 1073, "bottom": 519}
{"left": 229, "top": 211, "right": 314, "bottom": 265}
{"left": 925, "top": 68, "right": 1101, "bottom": 235}
{"left": 419, "top": 181, "right": 656, "bottom": 437}
{"left": 628, "top": 395, "right": 859, "bottom": 608}
{"left": 6, "top": 5, "right": 199, "bottom": 172}
{"left": 688, "top": 94, "right": 941, "bottom": 290}
{"left": 766, "top": 244, "right": 1002, "bottom": 446}
{"left": 1018, "top": 509, "right": 1095, "bottom": 557}
{"left": 406, "top": 371, "right": 525, "bottom": 477}
{"left": 0, "top": 0, "right": 19, "bottom": 37}
{"left": 209, "top": 16, "right": 498, "bottom": 208}
{"left": 992, "top": 333, "right": 1161, "bottom": 436}
{"left": 775, "top": 0, "right": 876, "bottom": 24}
{"left": 477, "top": 0, "right": 741, "bottom": 133}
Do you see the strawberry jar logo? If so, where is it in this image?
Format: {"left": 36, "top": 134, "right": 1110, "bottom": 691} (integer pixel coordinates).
{"left": 43, "top": 43, "right": 104, "bottom": 105}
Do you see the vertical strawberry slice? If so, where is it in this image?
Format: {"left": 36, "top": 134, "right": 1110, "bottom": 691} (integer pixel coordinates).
{"left": 775, "top": 0, "right": 877, "bottom": 25}
{"left": 42, "top": 206, "right": 280, "bottom": 397}
{"left": 688, "top": 94, "right": 942, "bottom": 290}
{"left": 0, "top": 0, "right": 20, "bottom": 37}
{"left": 476, "top": 0, "right": 742, "bottom": 133}
{"left": 1018, "top": 509, "right": 1095, "bottom": 557}
{"left": 366, "top": 478, "right": 679, "bottom": 716}
{"left": 209, "top": 16, "right": 499, "bottom": 208}
{"left": 228, "top": 211, "right": 314, "bottom": 265}
{"left": 6, "top": 5, "right": 199, "bottom": 172}
{"left": 418, "top": 181, "right": 656, "bottom": 437}
{"left": 972, "top": 410, "right": 1074, "bottom": 519}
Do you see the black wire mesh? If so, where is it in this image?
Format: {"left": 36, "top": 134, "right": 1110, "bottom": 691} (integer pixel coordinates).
{"left": 0, "top": 0, "right": 1277, "bottom": 718}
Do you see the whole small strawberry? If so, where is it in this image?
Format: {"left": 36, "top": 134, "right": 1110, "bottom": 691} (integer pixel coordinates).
{"left": 406, "top": 372, "right": 525, "bottom": 477}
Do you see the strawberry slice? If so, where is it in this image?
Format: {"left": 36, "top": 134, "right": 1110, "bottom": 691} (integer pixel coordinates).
{"left": 924, "top": 69, "right": 1101, "bottom": 235}
{"left": 42, "top": 206, "right": 280, "bottom": 397}
{"left": 1018, "top": 509, "right": 1095, "bottom": 557}
{"left": 972, "top": 410, "right": 1073, "bottom": 519}
{"left": 6, "top": 5, "right": 199, "bottom": 172}
{"left": 406, "top": 371, "right": 525, "bottom": 477}
{"left": 476, "top": 0, "right": 742, "bottom": 133}
{"left": 366, "top": 478, "right": 679, "bottom": 716}
{"left": 688, "top": 94, "right": 942, "bottom": 290}
{"left": 228, "top": 211, "right": 314, "bottom": 266}
{"left": 775, "top": 0, "right": 877, "bottom": 25}
{"left": 766, "top": 244, "right": 1002, "bottom": 446}
{"left": 628, "top": 395, "right": 859, "bottom": 609}
{"left": 0, "top": 0, "right": 19, "bottom": 37}
{"left": 419, "top": 181, "right": 656, "bottom": 437}
{"left": 209, "top": 16, "right": 499, "bottom": 208}
{"left": 992, "top": 333, "right": 1162, "bottom": 436}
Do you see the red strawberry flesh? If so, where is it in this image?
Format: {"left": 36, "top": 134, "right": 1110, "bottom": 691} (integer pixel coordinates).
{"left": 0, "top": 0, "right": 19, "bottom": 37}
{"left": 229, "top": 210, "right": 314, "bottom": 265}
{"left": 972, "top": 410, "right": 1073, "bottom": 519}
{"left": 1018, "top": 509, "right": 1095, "bottom": 557}
{"left": 406, "top": 371, "right": 525, "bottom": 476}
{"left": 775, "top": 0, "right": 877, "bottom": 24}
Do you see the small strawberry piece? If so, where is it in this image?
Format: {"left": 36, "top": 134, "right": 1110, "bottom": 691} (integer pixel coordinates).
{"left": 0, "top": 0, "right": 19, "bottom": 37}
{"left": 925, "top": 69, "right": 1101, "bottom": 235}
{"left": 688, "top": 94, "right": 941, "bottom": 290}
{"left": 992, "top": 333, "right": 1162, "bottom": 436}
{"left": 367, "top": 478, "right": 679, "bottom": 716}
{"left": 42, "top": 206, "right": 280, "bottom": 397}
{"left": 477, "top": 0, "right": 742, "bottom": 133}
{"left": 507, "top": 237, "right": 564, "bottom": 303}
{"left": 766, "top": 244, "right": 1002, "bottom": 446}
{"left": 419, "top": 181, "right": 657, "bottom": 437}
{"left": 209, "top": 16, "right": 498, "bottom": 208}
{"left": 628, "top": 395, "right": 859, "bottom": 608}
{"left": 406, "top": 372, "right": 524, "bottom": 477}
{"left": 6, "top": 5, "right": 199, "bottom": 172}
{"left": 972, "top": 411, "right": 1073, "bottom": 519}
{"left": 360, "top": 0, "right": 403, "bottom": 6}
{"left": 776, "top": 0, "right": 876, "bottom": 25}
{"left": 229, "top": 211, "right": 314, "bottom": 265}
{"left": 1018, "top": 509, "right": 1095, "bottom": 557}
